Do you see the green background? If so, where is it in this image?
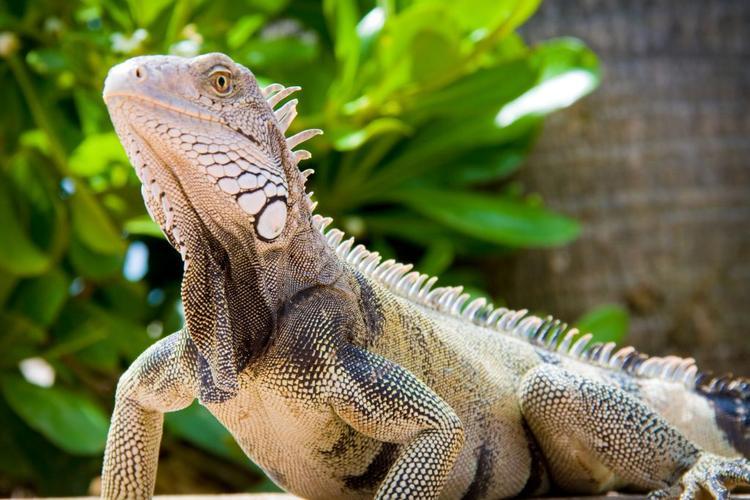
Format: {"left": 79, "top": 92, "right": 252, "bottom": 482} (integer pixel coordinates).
{"left": 0, "top": 0, "right": 624, "bottom": 495}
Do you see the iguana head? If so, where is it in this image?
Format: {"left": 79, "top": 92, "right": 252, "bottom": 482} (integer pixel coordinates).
{"left": 103, "top": 53, "right": 328, "bottom": 397}
{"left": 103, "top": 52, "right": 319, "bottom": 258}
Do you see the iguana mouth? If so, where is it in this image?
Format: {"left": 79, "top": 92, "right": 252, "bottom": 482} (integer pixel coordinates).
{"left": 103, "top": 57, "right": 222, "bottom": 125}
{"left": 104, "top": 90, "right": 223, "bottom": 125}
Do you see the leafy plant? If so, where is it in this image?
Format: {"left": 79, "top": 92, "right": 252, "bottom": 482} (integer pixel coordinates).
{"left": 0, "top": 0, "right": 603, "bottom": 495}
{"left": 576, "top": 304, "right": 630, "bottom": 344}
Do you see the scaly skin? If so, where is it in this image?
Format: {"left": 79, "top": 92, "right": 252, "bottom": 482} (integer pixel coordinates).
{"left": 101, "top": 53, "right": 750, "bottom": 499}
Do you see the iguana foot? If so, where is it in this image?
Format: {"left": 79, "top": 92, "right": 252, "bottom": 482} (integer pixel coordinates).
{"left": 648, "top": 454, "right": 750, "bottom": 500}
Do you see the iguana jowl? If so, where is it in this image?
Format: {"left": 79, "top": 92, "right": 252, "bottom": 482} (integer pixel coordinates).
{"left": 101, "top": 52, "right": 750, "bottom": 499}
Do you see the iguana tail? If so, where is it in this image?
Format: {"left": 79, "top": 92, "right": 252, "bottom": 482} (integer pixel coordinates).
{"left": 694, "top": 374, "right": 750, "bottom": 457}
{"left": 499, "top": 311, "right": 750, "bottom": 458}
{"left": 584, "top": 357, "right": 750, "bottom": 459}
{"left": 582, "top": 352, "right": 749, "bottom": 459}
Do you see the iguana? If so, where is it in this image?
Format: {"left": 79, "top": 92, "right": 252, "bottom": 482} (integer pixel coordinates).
{"left": 100, "top": 52, "right": 750, "bottom": 500}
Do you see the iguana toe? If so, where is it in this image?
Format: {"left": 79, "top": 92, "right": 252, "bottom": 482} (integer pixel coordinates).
{"left": 676, "top": 454, "right": 750, "bottom": 500}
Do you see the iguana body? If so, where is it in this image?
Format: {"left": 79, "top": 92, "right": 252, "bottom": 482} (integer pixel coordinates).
{"left": 101, "top": 53, "right": 750, "bottom": 499}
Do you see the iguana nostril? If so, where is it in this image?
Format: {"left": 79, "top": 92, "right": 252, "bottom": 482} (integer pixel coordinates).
{"left": 133, "top": 66, "right": 144, "bottom": 80}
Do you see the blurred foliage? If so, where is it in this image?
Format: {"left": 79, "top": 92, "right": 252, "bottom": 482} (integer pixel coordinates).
{"left": 575, "top": 304, "right": 630, "bottom": 344}
{"left": 0, "top": 0, "right": 610, "bottom": 496}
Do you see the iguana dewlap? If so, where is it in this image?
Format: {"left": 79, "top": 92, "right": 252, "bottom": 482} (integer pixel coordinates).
{"left": 101, "top": 52, "right": 750, "bottom": 500}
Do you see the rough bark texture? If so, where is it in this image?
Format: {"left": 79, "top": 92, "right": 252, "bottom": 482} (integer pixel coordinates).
{"left": 498, "top": 0, "right": 750, "bottom": 375}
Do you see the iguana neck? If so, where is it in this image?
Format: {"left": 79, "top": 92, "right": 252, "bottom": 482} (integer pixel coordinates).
{"left": 177, "top": 204, "right": 343, "bottom": 400}
{"left": 188, "top": 189, "right": 341, "bottom": 300}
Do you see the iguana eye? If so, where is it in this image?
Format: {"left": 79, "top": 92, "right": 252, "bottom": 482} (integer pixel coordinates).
{"left": 210, "top": 70, "right": 232, "bottom": 96}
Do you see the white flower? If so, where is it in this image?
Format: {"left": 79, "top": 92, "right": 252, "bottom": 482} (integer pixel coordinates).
{"left": 169, "top": 39, "right": 201, "bottom": 57}
{"left": 147, "top": 321, "right": 164, "bottom": 339}
{"left": 357, "top": 7, "right": 385, "bottom": 39}
{"left": 44, "top": 17, "right": 64, "bottom": 35}
{"left": 261, "top": 19, "right": 317, "bottom": 45}
{"left": 169, "top": 24, "right": 203, "bottom": 57}
{"left": 19, "top": 358, "right": 55, "bottom": 388}
{"left": 111, "top": 28, "right": 148, "bottom": 55}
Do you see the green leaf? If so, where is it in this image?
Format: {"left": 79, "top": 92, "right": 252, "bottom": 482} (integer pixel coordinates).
{"left": 531, "top": 37, "right": 600, "bottom": 81}
{"left": 428, "top": 0, "right": 542, "bottom": 33}
{"left": 362, "top": 212, "right": 498, "bottom": 256}
{"left": 127, "top": 0, "right": 174, "bottom": 27}
{"left": 49, "top": 301, "right": 151, "bottom": 363}
{"left": 46, "top": 301, "right": 111, "bottom": 360}
{"left": 371, "top": 3, "right": 464, "bottom": 98}
{"left": 2, "top": 376, "right": 109, "bottom": 455}
{"left": 0, "top": 400, "right": 35, "bottom": 483}
{"left": 496, "top": 38, "right": 600, "bottom": 126}
{"left": 124, "top": 215, "right": 165, "bottom": 238}
{"left": 502, "top": 0, "right": 543, "bottom": 33}
{"left": 227, "top": 15, "right": 265, "bottom": 50}
{"left": 408, "top": 57, "right": 534, "bottom": 119}
{"left": 5, "top": 152, "right": 68, "bottom": 265}
{"left": 76, "top": 336, "right": 119, "bottom": 372}
{"left": 392, "top": 188, "right": 580, "bottom": 247}
{"left": 0, "top": 398, "right": 99, "bottom": 496}
{"left": 356, "top": 7, "right": 385, "bottom": 60}
{"left": 70, "top": 189, "right": 124, "bottom": 256}
{"left": 26, "top": 49, "right": 69, "bottom": 75}
{"left": 68, "top": 236, "right": 124, "bottom": 280}
{"left": 19, "top": 129, "right": 51, "bottom": 156}
{"left": 9, "top": 268, "right": 69, "bottom": 327}
{"left": 409, "top": 28, "right": 462, "bottom": 85}
{"left": 454, "top": 151, "right": 524, "bottom": 185}
{"left": 332, "top": 118, "right": 411, "bottom": 151}
{"left": 360, "top": 37, "right": 600, "bottom": 199}
{"left": 98, "top": 280, "right": 150, "bottom": 320}
{"left": 576, "top": 304, "right": 630, "bottom": 343}
{"left": 436, "top": 143, "right": 529, "bottom": 186}
{"left": 244, "top": 0, "right": 288, "bottom": 14}
{"left": 418, "top": 239, "right": 454, "bottom": 276}
{"left": 362, "top": 116, "right": 536, "bottom": 201}
{"left": 74, "top": 91, "right": 112, "bottom": 137}
{"left": 324, "top": 0, "right": 360, "bottom": 94}
{"left": 0, "top": 273, "right": 18, "bottom": 307}
{"left": 0, "top": 312, "right": 48, "bottom": 366}
{"left": 363, "top": 212, "right": 452, "bottom": 246}
{"left": 69, "top": 133, "right": 129, "bottom": 177}
{"left": 0, "top": 181, "right": 51, "bottom": 277}
{"left": 241, "top": 36, "right": 319, "bottom": 69}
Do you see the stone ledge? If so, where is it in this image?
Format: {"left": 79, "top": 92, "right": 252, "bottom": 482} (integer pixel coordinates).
{"left": 35, "top": 495, "right": 750, "bottom": 500}
{"left": 42, "top": 496, "right": 297, "bottom": 500}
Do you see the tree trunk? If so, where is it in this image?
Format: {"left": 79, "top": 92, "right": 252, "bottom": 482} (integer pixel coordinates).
{"left": 498, "top": 0, "right": 750, "bottom": 375}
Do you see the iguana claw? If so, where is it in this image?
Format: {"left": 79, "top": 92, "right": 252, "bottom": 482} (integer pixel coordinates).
{"left": 649, "top": 454, "right": 750, "bottom": 500}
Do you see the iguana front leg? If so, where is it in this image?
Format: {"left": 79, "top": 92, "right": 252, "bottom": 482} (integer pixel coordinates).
{"left": 102, "top": 331, "right": 199, "bottom": 499}
{"left": 519, "top": 364, "right": 750, "bottom": 498}
{"left": 327, "top": 343, "right": 465, "bottom": 499}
